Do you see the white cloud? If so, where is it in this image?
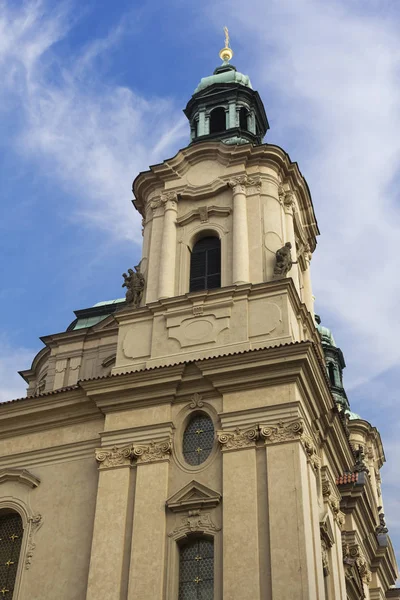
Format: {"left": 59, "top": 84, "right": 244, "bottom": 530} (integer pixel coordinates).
{"left": 0, "top": 0, "right": 187, "bottom": 242}
{"left": 0, "top": 337, "right": 33, "bottom": 403}
{"left": 205, "top": 0, "right": 400, "bottom": 387}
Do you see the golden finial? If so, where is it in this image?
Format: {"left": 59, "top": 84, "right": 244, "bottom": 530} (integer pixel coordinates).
{"left": 219, "top": 26, "right": 233, "bottom": 63}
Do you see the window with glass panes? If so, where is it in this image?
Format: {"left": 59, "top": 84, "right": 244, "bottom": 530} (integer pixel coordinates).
{"left": 189, "top": 237, "right": 221, "bottom": 292}
{"left": 0, "top": 511, "right": 23, "bottom": 598}
{"left": 178, "top": 538, "right": 214, "bottom": 600}
{"left": 183, "top": 414, "right": 214, "bottom": 466}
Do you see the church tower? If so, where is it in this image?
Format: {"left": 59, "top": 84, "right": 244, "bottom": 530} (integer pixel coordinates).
{"left": 0, "top": 34, "right": 398, "bottom": 600}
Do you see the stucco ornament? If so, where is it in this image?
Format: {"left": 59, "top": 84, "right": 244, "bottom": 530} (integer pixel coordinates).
{"left": 228, "top": 174, "right": 261, "bottom": 194}
{"left": 260, "top": 420, "right": 304, "bottom": 444}
{"left": 273, "top": 242, "right": 294, "bottom": 277}
{"left": 169, "top": 509, "right": 220, "bottom": 539}
{"left": 217, "top": 426, "right": 258, "bottom": 450}
{"left": 95, "top": 445, "right": 133, "bottom": 469}
{"left": 343, "top": 543, "right": 372, "bottom": 585}
{"left": 352, "top": 445, "right": 369, "bottom": 474}
{"left": 300, "top": 433, "right": 321, "bottom": 470}
{"left": 25, "top": 514, "right": 43, "bottom": 570}
{"left": 132, "top": 439, "right": 172, "bottom": 463}
{"left": 189, "top": 392, "right": 204, "bottom": 409}
{"left": 122, "top": 264, "right": 145, "bottom": 308}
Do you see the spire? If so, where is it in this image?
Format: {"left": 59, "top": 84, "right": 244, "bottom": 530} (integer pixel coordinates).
{"left": 219, "top": 26, "right": 233, "bottom": 64}
{"left": 184, "top": 30, "right": 269, "bottom": 146}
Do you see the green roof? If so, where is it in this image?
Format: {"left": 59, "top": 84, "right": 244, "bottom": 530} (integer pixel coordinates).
{"left": 194, "top": 64, "right": 252, "bottom": 94}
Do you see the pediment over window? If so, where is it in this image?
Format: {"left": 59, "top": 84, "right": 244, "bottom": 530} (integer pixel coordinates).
{"left": 166, "top": 480, "right": 221, "bottom": 513}
{"left": 0, "top": 468, "right": 40, "bottom": 489}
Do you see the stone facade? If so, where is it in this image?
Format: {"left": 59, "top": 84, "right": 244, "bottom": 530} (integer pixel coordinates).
{"left": 1, "top": 57, "right": 399, "bottom": 600}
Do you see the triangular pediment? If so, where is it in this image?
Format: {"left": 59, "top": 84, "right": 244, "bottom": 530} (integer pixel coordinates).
{"left": 166, "top": 480, "right": 221, "bottom": 513}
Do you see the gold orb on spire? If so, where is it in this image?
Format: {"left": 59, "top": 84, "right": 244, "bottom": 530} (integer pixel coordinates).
{"left": 219, "top": 26, "right": 233, "bottom": 63}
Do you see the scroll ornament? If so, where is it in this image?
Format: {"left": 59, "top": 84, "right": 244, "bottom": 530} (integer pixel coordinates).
{"left": 260, "top": 420, "right": 304, "bottom": 444}
{"left": 95, "top": 445, "right": 132, "bottom": 469}
{"left": 25, "top": 514, "right": 43, "bottom": 570}
{"left": 228, "top": 174, "right": 261, "bottom": 194}
{"left": 132, "top": 440, "right": 172, "bottom": 463}
{"left": 217, "top": 426, "right": 258, "bottom": 450}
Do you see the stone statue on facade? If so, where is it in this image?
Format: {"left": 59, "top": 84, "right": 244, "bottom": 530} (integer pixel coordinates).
{"left": 274, "top": 242, "right": 294, "bottom": 277}
{"left": 122, "top": 264, "right": 145, "bottom": 308}
{"left": 375, "top": 512, "right": 388, "bottom": 535}
{"left": 353, "top": 445, "right": 369, "bottom": 474}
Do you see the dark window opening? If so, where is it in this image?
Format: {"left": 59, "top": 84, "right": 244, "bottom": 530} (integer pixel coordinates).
{"left": 179, "top": 538, "right": 214, "bottom": 600}
{"left": 190, "top": 236, "right": 221, "bottom": 292}
{"left": 239, "top": 107, "right": 248, "bottom": 130}
{"left": 209, "top": 107, "right": 226, "bottom": 134}
{"left": 328, "top": 363, "right": 336, "bottom": 387}
{"left": 183, "top": 414, "right": 214, "bottom": 466}
{"left": 0, "top": 511, "right": 23, "bottom": 597}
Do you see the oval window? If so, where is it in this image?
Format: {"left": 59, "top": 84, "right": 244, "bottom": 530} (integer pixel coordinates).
{"left": 183, "top": 414, "right": 214, "bottom": 466}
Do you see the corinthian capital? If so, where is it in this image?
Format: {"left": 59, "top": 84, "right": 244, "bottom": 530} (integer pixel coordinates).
{"left": 150, "top": 191, "right": 178, "bottom": 211}
{"left": 132, "top": 439, "right": 172, "bottom": 463}
{"left": 228, "top": 175, "right": 261, "bottom": 194}
{"left": 95, "top": 445, "right": 133, "bottom": 469}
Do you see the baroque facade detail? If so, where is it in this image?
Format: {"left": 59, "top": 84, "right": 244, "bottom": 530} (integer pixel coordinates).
{"left": 132, "top": 439, "right": 172, "bottom": 463}
{"left": 228, "top": 174, "right": 262, "bottom": 194}
{"left": 217, "top": 426, "right": 259, "bottom": 450}
{"left": 25, "top": 514, "right": 43, "bottom": 570}
{"left": 260, "top": 420, "right": 304, "bottom": 444}
{"left": 300, "top": 433, "right": 321, "bottom": 470}
{"left": 169, "top": 509, "right": 220, "bottom": 539}
{"left": 150, "top": 191, "right": 178, "bottom": 211}
{"left": 95, "top": 445, "right": 133, "bottom": 469}
{"left": 189, "top": 392, "right": 204, "bottom": 409}
{"left": 343, "top": 543, "right": 372, "bottom": 585}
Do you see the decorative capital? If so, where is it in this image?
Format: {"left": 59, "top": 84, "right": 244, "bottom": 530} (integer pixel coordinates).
{"left": 217, "top": 426, "right": 258, "bottom": 451}
{"left": 150, "top": 191, "right": 178, "bottom": 211}
{"left": 95, "top": 445, "right": 133, "bottom": 470}
{"left": 343, "top": 544, "right": 372, "bottom": 585}
{"left": 228, "top": 175, "right": 261, "bottom": 194}
{"left": 260, "top": 420, "right": 304, "bottom": 444}
{"left": 132, "top": 439, "right": 172, "bottom": 463}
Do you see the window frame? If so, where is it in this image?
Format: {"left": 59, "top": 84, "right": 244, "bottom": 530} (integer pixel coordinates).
{"left": 173, "top": 405, "right": 219, "bottom": 474}
{"left": 189, "top": 236, "right": 221, "bottom": 293}
{"left": 178, "top": 535, "right": 214, "bottom": 600}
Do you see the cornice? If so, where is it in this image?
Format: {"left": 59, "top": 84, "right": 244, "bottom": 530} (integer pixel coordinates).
{"left": 133, "top": 141, "right": 319, "bottom": 248}
{"left": 0, "top": 389, "right": 102, "bottom": 438}
{"left": 0, "top": 468, "right": 40, "bottom": 488}
{"left": 0, "top": 439, "right": 98, "bottom": 469}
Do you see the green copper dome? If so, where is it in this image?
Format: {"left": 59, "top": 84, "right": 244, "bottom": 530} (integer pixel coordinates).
{"left": 315, "top": 315, "right": 336, "bottom": 347}
{"left": 194, "top": 64, "right": 252, "bottom": 94}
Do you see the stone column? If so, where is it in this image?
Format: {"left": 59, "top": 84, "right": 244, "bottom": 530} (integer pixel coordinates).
{"left": 229, "top": 176, "right": 253, "bottom": 285}
{"left": 218, "top": 426, "right": 261, "bottom": 600}
{"left": 86, "top": 445, "right": 133, "bottom": 600}
{"left": 145, "top": 197, "right": 164, "bottom": 303}
{"left": 301, "top": 244, "right": 314, "bottom": 315}
{"left": 228, "top": 101, "right": 237, "bottom": 128}
{"left": 158, "top": 192, "right": 178, "bottom": 299}
{"left": 260, "top": 420, "right": 321, "bottom": 599}
{"left": 279, "top": 187, "right": 300, "bottom": 295}
{"left": 127, "top": 440, "right": 171, "bottom": 600}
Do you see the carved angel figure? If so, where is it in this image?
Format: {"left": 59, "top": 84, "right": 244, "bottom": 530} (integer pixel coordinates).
{"left": 274, "top": 242, "right": 293, "bottom": 277}
{"left": 122, "top": 265, "right": 145, "bottom": 308}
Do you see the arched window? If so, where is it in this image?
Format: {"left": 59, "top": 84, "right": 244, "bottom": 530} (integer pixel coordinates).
{"left": 179, "top": 537, "right": 214, "bottom": 600}
{"left": 0, "top": 510, "right": 23, "bottom": 597}
{"left": 183, "top": 414, "right": 214, "bottom": 466}
{"left": 328, "top": 363, "right": 336, "bottom": 387}
{"left": 209, "top": 107, "right": 226, "bottom": 134}
{"left": 239, "top": 107, "right": 248, "bottom": 130}
{"left": 190, "top": 237, "right": 221, "bottom": 293}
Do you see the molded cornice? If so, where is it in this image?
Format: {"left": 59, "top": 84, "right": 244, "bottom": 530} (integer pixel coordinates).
{"left": 0, "top": 468, "right": 40, "bottom": 488}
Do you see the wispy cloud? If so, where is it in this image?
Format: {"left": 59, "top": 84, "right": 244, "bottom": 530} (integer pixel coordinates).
{"left": 206, "top": 0, "right": 400, "bottom": 387}
{"left": 0, "top": 0, "right": 187, "bottom": 242}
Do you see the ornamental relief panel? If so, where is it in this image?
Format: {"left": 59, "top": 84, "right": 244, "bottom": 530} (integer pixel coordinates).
{"left": 168, "top": 509, "right": 220, "bottom": 540}
{"left": 217, "top": 426, "right": 259, "bottom": 450}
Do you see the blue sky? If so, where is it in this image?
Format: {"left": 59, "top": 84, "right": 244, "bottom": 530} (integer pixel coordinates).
{"left": 1, "top": 0, "right": 400, "bottom": 567}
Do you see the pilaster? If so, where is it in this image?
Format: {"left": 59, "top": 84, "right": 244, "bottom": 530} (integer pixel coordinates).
{"left": 217, "top": 426, "right": 261, "bottom": 600}
{"left": 157, "top": 192, "right": 178, "bottom": 299}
